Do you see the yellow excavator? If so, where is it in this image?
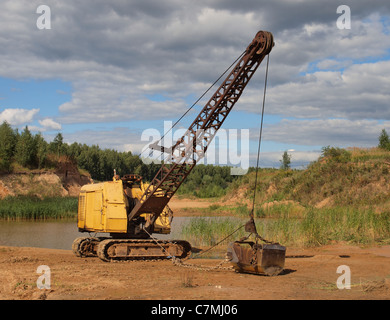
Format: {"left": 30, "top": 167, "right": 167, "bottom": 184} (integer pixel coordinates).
{"left": 72, "top": 30, "right": 286, "bottom": 275}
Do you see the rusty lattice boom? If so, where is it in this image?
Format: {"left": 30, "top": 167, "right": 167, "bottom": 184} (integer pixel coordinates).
{"left": 128, "top": 31, "right": 274, "bottom": 233}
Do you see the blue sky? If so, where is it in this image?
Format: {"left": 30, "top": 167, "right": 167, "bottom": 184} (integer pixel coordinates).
{"left": 0, "top": 77, "right": 71, "bottom": 118}
{"left": 1, "top": 1, "right": 390, "bottom": 169}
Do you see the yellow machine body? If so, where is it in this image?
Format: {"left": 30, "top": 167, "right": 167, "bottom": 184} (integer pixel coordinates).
{"left": 77, "top": 179, "right": 171, "bottom": 234}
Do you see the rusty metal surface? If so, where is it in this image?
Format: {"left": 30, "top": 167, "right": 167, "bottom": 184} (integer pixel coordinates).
{"left": 96, "top": 239, "right": 192, "bottom": 262}
{"left": 227, "top": 241, "right": 286, "bottom": 276}
{"left": 72, "top": 237, "right": 192, "bottom": 262}
{"left": 244, "top": 217, "right": 258, "bottom": 234}
{"left": 72, "top": 237, "right": 100, "bottom": 257}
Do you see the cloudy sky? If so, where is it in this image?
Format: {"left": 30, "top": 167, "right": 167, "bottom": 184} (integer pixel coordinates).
{"left": 0, "top": 0, "right": 389, "bottom": 168}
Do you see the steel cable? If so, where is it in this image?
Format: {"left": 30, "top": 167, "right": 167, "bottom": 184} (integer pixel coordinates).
{"left": 251, "top": 53, "right": 270, "bottom": 217}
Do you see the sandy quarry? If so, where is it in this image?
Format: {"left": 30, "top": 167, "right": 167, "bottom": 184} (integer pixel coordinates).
{"left": 0, "top": 244, "right": 389, "bottom": 301}
{"left": 0, "top": 196, "right": 389, "bottom": 301}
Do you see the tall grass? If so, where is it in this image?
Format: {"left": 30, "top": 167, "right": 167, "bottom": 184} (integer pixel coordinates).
{"left": 300, "top": 207, "right": 390, "bottom": 246}
{"left": 178, "top": 203, "right": 252, "bottom": 217}
{"left": 0, "top": 196, "right": 78, "bottom": 220}
{"left": 179, "top": 207, "right": 390, "bottom": 247}
{"left": 181, "top": 217, "right": 247, "bottom": 247}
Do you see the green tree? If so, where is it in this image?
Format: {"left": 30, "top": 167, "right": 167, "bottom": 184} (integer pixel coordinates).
{"left": 35, "top": 133, "right": 48, "bottom": 169}
{"left": 378, "top": 129, "right": 390, "bottom": 151}
{"left": 0, "top": 121, "right": 17, "bottom": 172}
{"left": 50, "top": 132, "right": 65, "bottom": 156}
{"left": 280, "top": 151, "right": 291, "bottom": 170}
{"left": 77, "top": 144, "right": 102, "bottom": 180}
{"left": 321, "top": 146, "right": 351, "bottom": 163}
{"left": 14, "top": 126, "right": 36, "bottom": 168}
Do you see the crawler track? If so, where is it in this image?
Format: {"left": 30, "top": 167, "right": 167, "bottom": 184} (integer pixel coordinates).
{"left": 97, "top": 239, "right": 192, "bottom": 262}
{"left": 72, "top": 237, "right": 100, "bottom": 257}
{"left": 72, "top": 237, "right": 192, "bottom": 262}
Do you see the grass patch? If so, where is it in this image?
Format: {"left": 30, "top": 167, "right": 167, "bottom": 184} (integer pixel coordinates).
{"left": 178, "top": 207, "right": 390, "bottom": 247}
{"left": 0, "top": 196, "right": 78, "bottom": 220}
{"left": 178, "top": 203, "right": 251, "bottom": 217}
{"left": 181, "top": 217, "right": 247, "bottom": 247}
{"left": 263, "top": 207, "right": 390, "bottom": 247}
{"left": 300, "top": 207, "right": 390, "bottom": 246}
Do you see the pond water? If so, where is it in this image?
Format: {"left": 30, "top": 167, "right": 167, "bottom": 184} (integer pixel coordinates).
{"left": 0, "top": 216, "right": 247, "bottom": 250}
{"left": 0, "top": 220, "right": 84, "bottom": 250}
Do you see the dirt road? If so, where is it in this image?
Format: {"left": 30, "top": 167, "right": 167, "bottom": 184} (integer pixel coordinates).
{"left": 0, "top": 243, "right": 389, "bottom": 300}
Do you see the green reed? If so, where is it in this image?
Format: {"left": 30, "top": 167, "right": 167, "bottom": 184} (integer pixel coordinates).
{"left": 0, "top": 196, "right": 78, "bottom": 220}
{"left": 180, "top": 217, "right": 247, "bottom": 247}
{"left": 179, "top": 207, "right": 390, "bottom": 247}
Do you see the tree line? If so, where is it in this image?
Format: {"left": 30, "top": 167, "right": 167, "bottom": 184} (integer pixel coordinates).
{"left": 0, "top": 121, "right": 160, "bottom": 181}
{"left": 2, "top": 120, "right": 389, "bottom": 197}
{"left": 0, "top": 121, "right": 239, "bottom": 195}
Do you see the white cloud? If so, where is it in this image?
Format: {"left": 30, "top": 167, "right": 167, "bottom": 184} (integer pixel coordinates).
{"left": 251, "top": 150, "right": 321, "bottom": 168}
{"left": 263, "top": 118, "right": 390, "bottom": 147}
{"left": 0, "top": 0, "right": 389, "bottom": 155}
{"left": 57, "top": 127, "right": 144, "bottom": 153}
{"left": 238, "top": 59, "right": 390, "bottom": 121}
{"left": 38, "top": 118, "right": 62, "bottom": 130}
{"left": 0, "top": 108, "right": 39, "bottom": 125}
{"left": 316, "top": 59, "right": 353, "bottom": 70}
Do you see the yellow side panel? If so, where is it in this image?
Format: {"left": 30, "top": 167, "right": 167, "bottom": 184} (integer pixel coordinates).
{"left": 84, "top": 192, "right": 95, "bottom": 229}
{"left": 104, "top": 181, "right": 126, "bottom": 203}
{"left": 104, "top": 181, "right": 128, "bottom": 233}
{"left": 78, "top": 183, "right": 105, "bottom": 231}
{"left": 92, "top": 191, "right": 104, "bottom": 231}
{"left": 105, "top": 204, "right": 127, "bottom": 231}
{"left": 81, "top": 191, "right": 104, "bottom": 231}
{"left": 77, "top": 193, "right": 86, "bottom": 229}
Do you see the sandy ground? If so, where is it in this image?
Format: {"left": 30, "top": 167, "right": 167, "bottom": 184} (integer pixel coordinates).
{"left": 0, "top": 197, "right": 389, "bottom": 301}
{"left": 0, "top": 244, "right": 389, "bottom": 300}
{"left": 168, "top": 197, "right": 217, "bottom": 215}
